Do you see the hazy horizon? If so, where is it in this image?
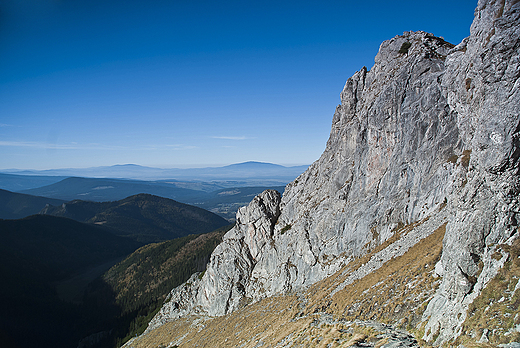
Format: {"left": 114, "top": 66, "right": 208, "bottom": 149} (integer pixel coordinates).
{"left": 1, "top": 0, "right": 477, "bottom": 170}
{"left": 1, "top": 161, "right": 310, "bottom": 172}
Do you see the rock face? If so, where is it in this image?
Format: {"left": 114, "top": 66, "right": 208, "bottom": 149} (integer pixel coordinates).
{"left": 149, "top": 190, "right": 282, "bottom": 328}
{"left": 421, "top": 0, "right": 520, "bottom": 342}
{"left": 148, "top": 0, "right": 520, "bottom": 344}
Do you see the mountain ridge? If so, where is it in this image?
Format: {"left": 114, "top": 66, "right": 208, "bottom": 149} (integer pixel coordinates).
{"left": 0, "top": 173, "right": 68, "bottom": 192}
{"left": 0, "top": 188, "right": 66, "bottom": 219}
{"left": 18, "top": 177, "right": 286, "bottom": 220}
{"left": 41, "top": 193, "right": 230, "bottom": 243}
{"left": 19, "top": 176, "right": 209, "bottom": 203}
{"left": 2, "top": 161, "right": 308, "bottom": 181}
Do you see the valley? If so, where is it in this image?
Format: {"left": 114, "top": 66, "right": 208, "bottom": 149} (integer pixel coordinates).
{"left": 0, "top": 196, "right": 234, "bottom": 348}
{"left": 0, "top": 162, "right": 296, "bottom": 348}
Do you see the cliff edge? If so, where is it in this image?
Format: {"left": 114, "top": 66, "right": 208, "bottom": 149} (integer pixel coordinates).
{"left": 136, "top": 0, "right": 520, "bottom": 346}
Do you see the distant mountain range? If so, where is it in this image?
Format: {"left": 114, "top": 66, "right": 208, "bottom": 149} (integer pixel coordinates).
{"left": 0, "top": 173, "right": 68, "bottom": 192}
{"left": 19, "top": 177, "right": 206, "bottom": 203}
{"left": 2, "top": 161, "right": 308, "bottom": 182}
{"left": 0, "top": 162, "right": 303, "bottom": 221}
{"left": 11, "top": 177, "right": 284, "bottom": 221}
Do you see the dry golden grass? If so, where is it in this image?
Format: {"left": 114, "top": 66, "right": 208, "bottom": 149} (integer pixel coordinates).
{"left": 328, "top": 223, "right": 445, "bottom": 327}
{"left": 453, "top": 237, "right": 520, "bottom": 347}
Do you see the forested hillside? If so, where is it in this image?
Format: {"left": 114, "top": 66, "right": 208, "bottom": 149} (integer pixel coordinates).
{"left": 82, "top": 225, "right": 232, "bottom": 347}
{"left": 0, "top": 189, "right": 65, "bottom": 219}
{"left": 41, "top": 193, "right": 229, "bottom": 243}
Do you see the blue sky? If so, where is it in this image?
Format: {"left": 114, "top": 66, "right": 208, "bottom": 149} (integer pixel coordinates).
{"left": 0, "top": 0, "right": 477, "bottom": 170}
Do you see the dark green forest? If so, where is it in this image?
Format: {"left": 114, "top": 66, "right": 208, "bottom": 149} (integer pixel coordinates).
{"left": 0, "top": 187, "right": 274, "bottom": 348}
{"left": 0, "top": 215, "right": 142, "bottom": 348}
{"left": 0, "top": 188, "right": 65, "bottom": 219}
{"left": 85, "top": 225, "right": 231, "bottom": 347}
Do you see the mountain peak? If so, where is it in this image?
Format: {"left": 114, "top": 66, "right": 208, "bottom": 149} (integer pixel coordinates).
{"left": 224, "top": 161, "right": 285, "bottom": 168}
{"left": 110, "top": 164, "right": 148, "bottom": 168}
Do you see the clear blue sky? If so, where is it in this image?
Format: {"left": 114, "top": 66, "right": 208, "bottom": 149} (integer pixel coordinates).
{"left": 0, "top": 0, "right": 477, "bottom": 170}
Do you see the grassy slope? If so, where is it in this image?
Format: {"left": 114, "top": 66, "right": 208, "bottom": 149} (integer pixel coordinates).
{"left": 454, "top": 235, "right": 520, "bottom": 347}
{"left": 127, "top": 221, "right": 520, "bottom": 348}
{"left": 123, "top": 220, "right": 448, "bottom": 348}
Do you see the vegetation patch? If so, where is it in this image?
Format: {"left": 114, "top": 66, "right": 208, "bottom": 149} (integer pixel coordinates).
{"left": 465, "top": 77, "right": 472, "bottom": 91}
{"left": 446, "top": 149, "right": 471, "bottom": 168}
{"left": 461, "top": 149, "right": 472, "bottom": 168}
{"left": 447, "top": 154, "right": 459, "bottom": 164}
{"left": 126, "top": 305, "right": 411, "bottom": 348}
{"left": 454, "top": 238, "right": 520, "bottom": 347}
{"left": 84, "top": 225, "right": 232, "bottom": 347}
{"left": 399, "top": 41, "right": 412, "bottom": 54}
{"left": 302, "top": 220, "right": 445, "bottom": 337}
{"left": 281, "top": 224, "right": 292, "bottom": 234}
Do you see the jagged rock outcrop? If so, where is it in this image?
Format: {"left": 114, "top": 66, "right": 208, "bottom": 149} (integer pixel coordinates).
{"left": 146, "top": 0, "right": 520, "bottom": 345}
{"left": 149, "top": 190, "right": 281, "bottom": 329}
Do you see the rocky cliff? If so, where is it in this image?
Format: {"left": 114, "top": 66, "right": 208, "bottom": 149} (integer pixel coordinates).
{"left": 134, "top": 0, "right": 520, "bottom": 346}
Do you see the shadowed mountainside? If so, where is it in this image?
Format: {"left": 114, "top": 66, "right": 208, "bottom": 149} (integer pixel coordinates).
{"left": 0, "top": 188, "right": 65, "bottom": 219}
{"left": 0, "top": 215, "right": 143, "bottom": 348}
{"left": 41, "top": 193, "right": 230, "bottom": 243}
{"left": 82, "top": 225, "right": 232, "bottom": 347}
{"left": 0, "top": 212, "right": 233, "bottom": 348}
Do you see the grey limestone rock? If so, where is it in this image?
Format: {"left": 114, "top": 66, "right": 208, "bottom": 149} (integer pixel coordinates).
{"left": 422, "top": 0, "right": 520, "bottom": 343}
{"left": 148, "top": 189, "right": 281, "bottom": 330}
{"left": 147, "top": 0, "right": 520, "bottom": 344}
